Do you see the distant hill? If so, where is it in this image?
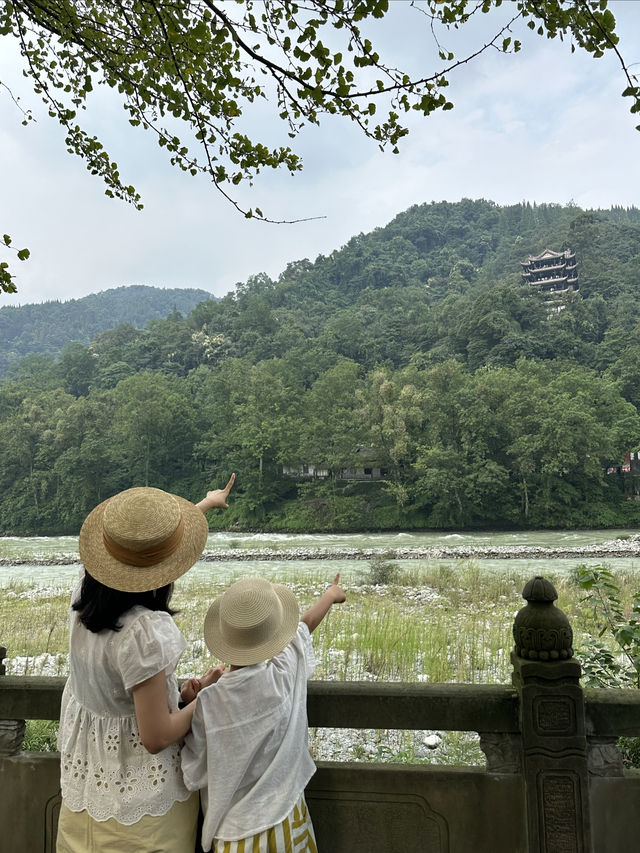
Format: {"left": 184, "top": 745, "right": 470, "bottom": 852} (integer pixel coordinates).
{"left": 0, "top": 284, "right": 215, "bottom": 375}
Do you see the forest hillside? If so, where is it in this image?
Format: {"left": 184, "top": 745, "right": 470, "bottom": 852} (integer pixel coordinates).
{"left": 0, "top": 284, "right": 214, "bottom": 376}
{"left": 3, "top": 199, "right": 640, "bottom": 534}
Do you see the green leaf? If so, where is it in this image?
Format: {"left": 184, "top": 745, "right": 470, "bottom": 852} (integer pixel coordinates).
{"left": 0, "top": 0, "right": 635, "bottom": 296}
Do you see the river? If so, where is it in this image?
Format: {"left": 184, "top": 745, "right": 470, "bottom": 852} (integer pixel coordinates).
{"left": 3, "top": 528, "right": 640, "bottom": 587}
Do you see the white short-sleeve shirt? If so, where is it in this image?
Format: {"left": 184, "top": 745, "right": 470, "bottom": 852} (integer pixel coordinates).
{"left": 181, "top": 622, "right": 317, "bottom": 848}
{"left": 58, "top": 601, "right": 192, "bottom": 824}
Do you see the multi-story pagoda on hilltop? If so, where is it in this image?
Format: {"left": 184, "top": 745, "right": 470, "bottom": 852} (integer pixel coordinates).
{"left": 520, "top": 249, "right": 578, "bottom": 295}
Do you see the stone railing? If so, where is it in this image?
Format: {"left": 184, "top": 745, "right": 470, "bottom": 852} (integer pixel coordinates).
{"left": 2, "top": 576, "right": 640, "bottom": 853}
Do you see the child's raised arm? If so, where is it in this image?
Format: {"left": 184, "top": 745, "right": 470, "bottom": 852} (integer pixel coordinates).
{"left": 302, "top": 573, "right": 346, "bottom": 633}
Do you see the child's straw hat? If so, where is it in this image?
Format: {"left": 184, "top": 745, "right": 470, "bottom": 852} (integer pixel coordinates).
{"left": 204, "top": 578, "right": 299, "bottom": 665}
{"left": 79, "top": 487, "right": 209, "bottom": 592}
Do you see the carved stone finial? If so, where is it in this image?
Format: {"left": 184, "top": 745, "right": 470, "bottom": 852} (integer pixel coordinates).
{"left": 513, "top": 575, "right": 573, "bottom": 660}
{"left": 521, "top": 576, "right": 557, "bottom": 603}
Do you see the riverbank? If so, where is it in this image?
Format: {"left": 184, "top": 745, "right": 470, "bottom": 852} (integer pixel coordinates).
{"left": 200, "top": 538, "right": 640, "bottom": 562}
{"left": 3, "top": 560, "right": 636, "bottom": 765}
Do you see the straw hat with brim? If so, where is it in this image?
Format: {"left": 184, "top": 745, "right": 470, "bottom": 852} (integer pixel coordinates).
{"left": 79, "top": 487, "right": 209, "bottom": 593}
{"left": 204, "top": 578, "right": 299, "bottom": 666}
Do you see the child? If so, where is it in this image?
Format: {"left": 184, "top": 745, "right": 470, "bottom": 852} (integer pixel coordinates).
{"left": 181, "top": 573, "right": 346, "bottom": 852}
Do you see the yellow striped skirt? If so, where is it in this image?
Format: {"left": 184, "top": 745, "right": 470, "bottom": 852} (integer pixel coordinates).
{"left": 212, "top": 794, "right": 317, "bottom": 853}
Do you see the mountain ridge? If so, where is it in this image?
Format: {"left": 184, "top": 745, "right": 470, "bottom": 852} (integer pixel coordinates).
{"left": 0, "top": 284, "right": 215, "bottom": 375}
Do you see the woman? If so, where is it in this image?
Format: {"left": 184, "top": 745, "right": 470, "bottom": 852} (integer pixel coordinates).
{"left": 56, "top": 475, "right": 234, "bottom": 853}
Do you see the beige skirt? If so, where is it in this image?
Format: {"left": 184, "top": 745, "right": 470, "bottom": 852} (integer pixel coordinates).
{"left": 56, "top": 792, "right": 199, "bottom": 853}
{"left": 211, "top": 794, "right": 317, "bottom": 853}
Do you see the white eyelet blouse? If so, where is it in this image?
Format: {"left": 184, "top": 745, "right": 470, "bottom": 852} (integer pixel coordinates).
{"left": 57, "top": 601, "right": 192, "bottom": 824}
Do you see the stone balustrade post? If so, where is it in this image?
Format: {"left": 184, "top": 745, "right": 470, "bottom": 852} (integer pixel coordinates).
{"left": 511, "top": 576, "right": 592, "bottom": 853}
{"left": 0, "top": 646, "right": 26, "bottom": 756}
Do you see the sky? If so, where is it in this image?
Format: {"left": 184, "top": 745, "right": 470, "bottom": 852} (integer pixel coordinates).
{"left": 1, "top": 1, "right": 639, "bottom": 307}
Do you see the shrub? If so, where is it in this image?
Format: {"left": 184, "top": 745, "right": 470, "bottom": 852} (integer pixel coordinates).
{"left": 360, "top": 552, "right": 402, "bottom": 585}
{"left": 574, "top": 565, "right": 640, "bottom": 767}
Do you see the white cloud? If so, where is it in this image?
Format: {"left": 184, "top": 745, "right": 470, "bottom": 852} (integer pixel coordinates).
{"left": 1, "top": 1, "right": 638, "bottom": 306}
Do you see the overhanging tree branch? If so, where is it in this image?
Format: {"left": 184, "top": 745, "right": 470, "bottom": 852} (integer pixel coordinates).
{"left": 0, "top": 0, "right": 637, "bottom": 293}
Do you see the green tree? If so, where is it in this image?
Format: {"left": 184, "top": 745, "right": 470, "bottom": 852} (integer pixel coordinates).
{"left": 58, "top": 341, "right": 97, "bottom": 397}
{"left": 5, "top": 353, "right": 61, "bottom": 392}
{"left": 193, "top": 357, "right": 303, "bottom": 523}
{"left": 412, "top": 361, "right": 513, "bottom": 527}
{"left": 2, "top": 0, "right": 638, "bottom": 291}
{"left": 458, "top": 283, "right": 540, "bottom": 369}
{"left": 356, "top": 366, "right": 426, "bottom": 507}
{"left": 233, "top": 360, "right": 303, "bottom": 500}
{"left": 52, "top": 393, "right": 119, "bottom": 523}
{"left": 0, "top": 389, "right": 75, "bottom": 531}
{"left": 299, "top": 359, "right": 365, "bottom": 474}
{"left": 496, "top": 360, "right": 640, "bottom": 526}
{"left": 111, "top": 372, "right": 197, "bottom": 487}
{"left": 605, "top": 344, "right": 640, "bottom": 410}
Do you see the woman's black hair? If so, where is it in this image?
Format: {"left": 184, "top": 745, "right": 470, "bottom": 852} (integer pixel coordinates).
{"left": 72, "top": 571, "right": 178, "bottom": 633}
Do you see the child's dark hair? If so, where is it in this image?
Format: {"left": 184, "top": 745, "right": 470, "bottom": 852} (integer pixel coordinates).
{"left": 73, "top": 571, "right": 177, "bottom": 633}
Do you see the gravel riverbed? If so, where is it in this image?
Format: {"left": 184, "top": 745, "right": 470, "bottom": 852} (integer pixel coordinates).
{"left": 4, "top": 535, "right": 640, "bottom": 566}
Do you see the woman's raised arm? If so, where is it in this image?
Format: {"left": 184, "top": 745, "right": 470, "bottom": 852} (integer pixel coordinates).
{"left": 133, "top": 671, "right": 195, "bottom": 754}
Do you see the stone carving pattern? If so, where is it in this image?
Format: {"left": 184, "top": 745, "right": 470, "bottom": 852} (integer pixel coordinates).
{"left": 541, "top": 773, "right": 580, "bottom": 853}
{"left": 514, "top": 626, "right": 573, "bottom": 660}
{"left": 587, "top": 737, "right": 624, "bottom": 777}
{"left": 535, "top": 698, "right": 575, "bottom": 734}
{"left": 479, "top": 732, "right": 522, "bottom": 774}
{"left": 310, "top": 793, "right": 448, "bottom": 853}
{"left": 353, "top": 802, "right": 443, "bottom": 851}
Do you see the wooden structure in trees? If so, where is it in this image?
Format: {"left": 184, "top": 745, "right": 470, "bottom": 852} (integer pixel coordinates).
{"left": 521, "top": 249, "right": 579, "bottom": 295}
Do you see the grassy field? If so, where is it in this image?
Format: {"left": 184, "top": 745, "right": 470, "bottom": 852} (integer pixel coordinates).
{"left": 2, "top": 559, "right": 638, "bottom": 763}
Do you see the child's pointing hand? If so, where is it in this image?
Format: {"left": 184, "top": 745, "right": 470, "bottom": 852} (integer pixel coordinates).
{"left": 328, "top": 573, "right": 346, "bottom": 604}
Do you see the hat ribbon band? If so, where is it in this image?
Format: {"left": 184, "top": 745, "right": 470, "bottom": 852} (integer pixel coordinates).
{"left": 102, "top": 518, "right": 185, "bottom": 567}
